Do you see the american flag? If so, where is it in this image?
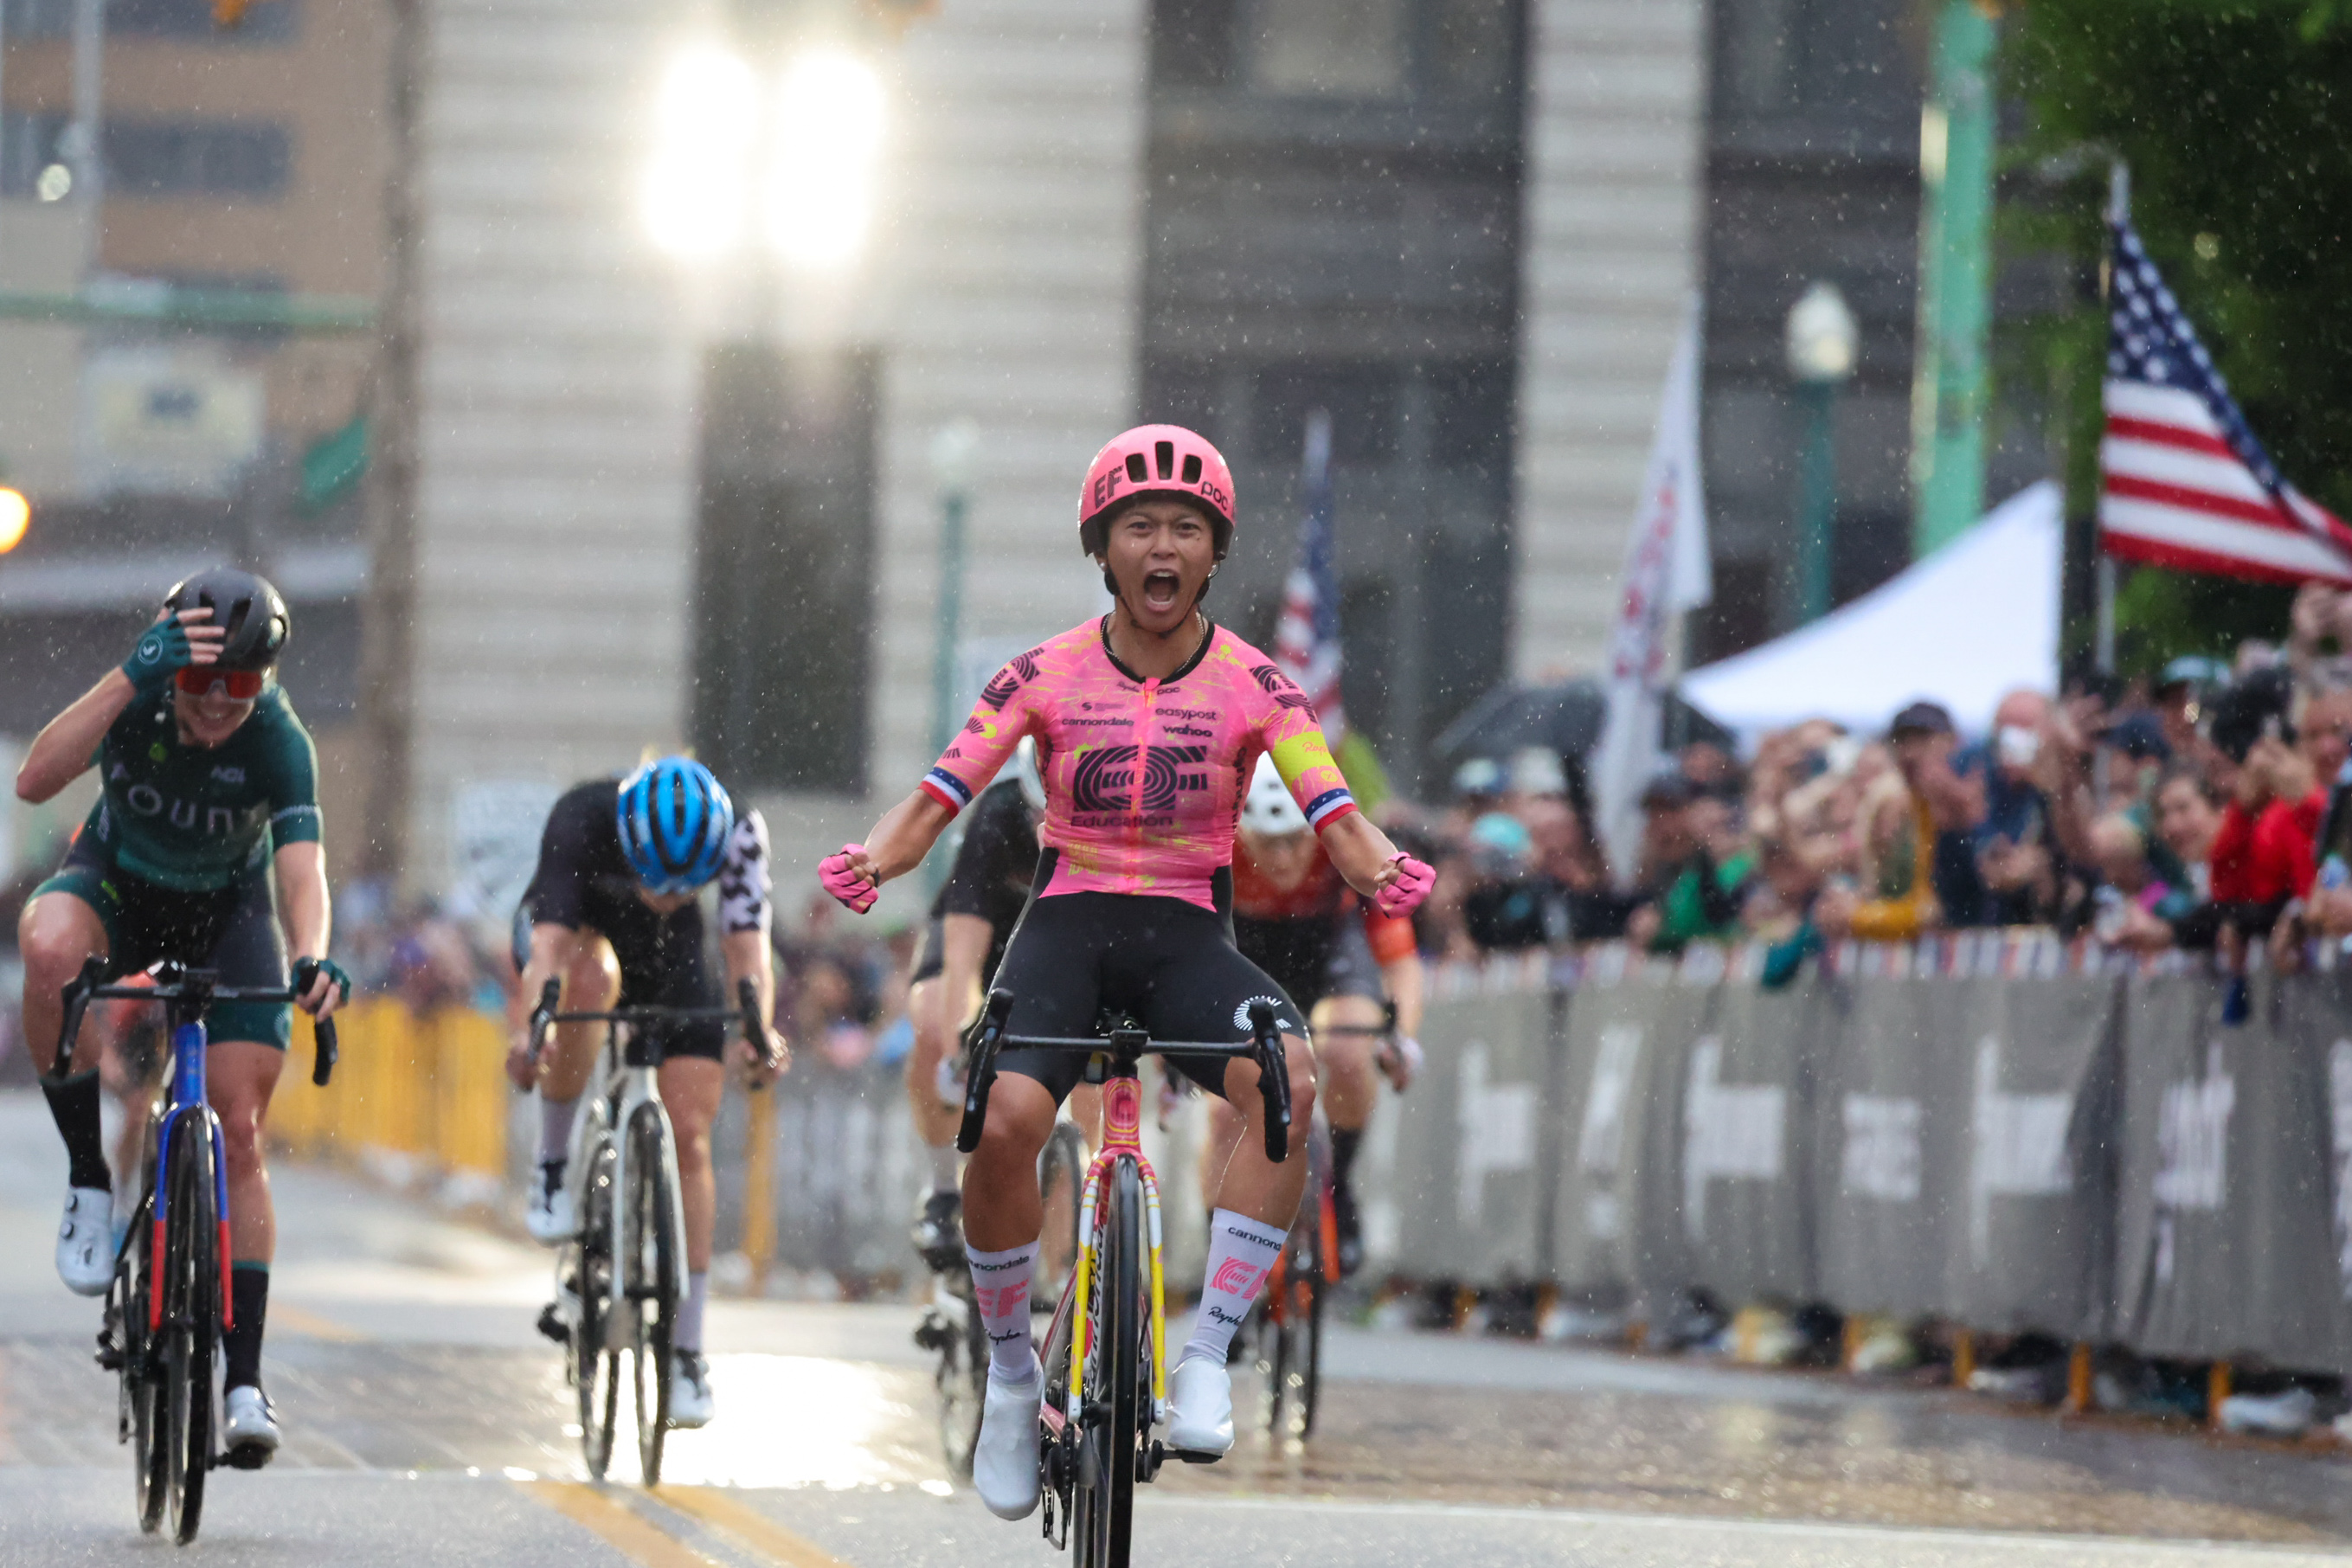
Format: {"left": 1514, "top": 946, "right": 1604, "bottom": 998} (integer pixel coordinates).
{"left": 2099, "top": 219, "right": 2352, "bottom": 584}
{"left": 1274, "top": 408, "right": 1346, "bottom": 742}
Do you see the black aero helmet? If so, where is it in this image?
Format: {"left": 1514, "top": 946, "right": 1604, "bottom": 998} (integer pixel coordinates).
{"left": 162, "top": 568, "right": 290, "bottom": 672}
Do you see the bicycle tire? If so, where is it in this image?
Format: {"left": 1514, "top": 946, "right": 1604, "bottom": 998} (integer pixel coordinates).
{"left": 1038, "top": 1122, "right": 1086, "bottom": 1296}
{"left": 574, "top": 1133, "right": 622, "bottom": 1481}
{"left": 164, "top": 1123, "right": 219, "bottom": 1544}
{"left": 935, "top": 1271, "right": 986, "bottom": 1480}
{"left": 628, "top": 1105, "right": 678, "bottom": 1487}
{"left": 1072, "top": 1160, "right": 1143, "bottom": 1568}
{"left": 125, "top": 1187, "right": 165, "bottom": 1535}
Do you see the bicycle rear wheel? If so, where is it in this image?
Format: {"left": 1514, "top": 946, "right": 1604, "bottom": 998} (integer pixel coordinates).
{"left": 1070, "top": 1160, "right": 1143, "bottom": 1568}
{"left": 163, "top": 1123, "right": 220, "bottom": 1544}
{"left": 932, "top": 1271, "right": 987, "bottom": 1479}
{"left": 627, "top": 1106, "right": 678, "bottom": 1486}
{"left": 574, "top": 1133, "right": 622, "bottom": 1481}
{"left": 1038, "top": 1122, "right": 1086, "bottom": 1296}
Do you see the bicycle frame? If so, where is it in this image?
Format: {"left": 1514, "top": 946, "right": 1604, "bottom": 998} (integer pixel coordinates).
{"left": 572, "top": 1029, "right": 688, "bottom": 1351}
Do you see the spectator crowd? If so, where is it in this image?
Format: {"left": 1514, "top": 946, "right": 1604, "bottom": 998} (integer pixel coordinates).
{"left": 1394, "top": 582, "right": 2352, "bottom": 979}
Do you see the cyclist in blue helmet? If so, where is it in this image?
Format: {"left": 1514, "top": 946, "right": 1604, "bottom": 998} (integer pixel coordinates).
{"left": 507, "top": 755, "right": 787, "bottom": 1428}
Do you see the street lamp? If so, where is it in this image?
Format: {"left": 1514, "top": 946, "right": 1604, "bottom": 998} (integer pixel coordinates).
{"left": 1785, "top": 280, "right": 1858, "bottom": 626}
{"left": 762, "top": 49, "right": 886, "bottom": 270}
{"left": 641, "top": 45, "right": 760, "bottom": 259}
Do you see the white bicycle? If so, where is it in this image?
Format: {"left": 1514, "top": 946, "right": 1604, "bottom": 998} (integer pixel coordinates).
{"left": 527, "top": 978, "right": 768, "bottom": 1484}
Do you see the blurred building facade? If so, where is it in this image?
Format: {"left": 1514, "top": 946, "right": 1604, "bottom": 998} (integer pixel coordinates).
{"left": 0, "top": 0, "right": 389, "bottom": 875}
{"left": 393, "top": 0, "right": 1709, "bottom": 903}
{"left": 0, "top": 0, "right": 2058, "bottom": 911}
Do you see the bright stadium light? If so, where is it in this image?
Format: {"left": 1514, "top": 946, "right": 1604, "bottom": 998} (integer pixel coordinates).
{"left": 761, "top": 49, "right": 886, "bottom": 270}
{"left": 641, "top": 44, "right": 760, "bottom": 259}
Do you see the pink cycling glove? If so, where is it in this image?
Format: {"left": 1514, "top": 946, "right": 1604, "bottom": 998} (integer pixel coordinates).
{"left": 1374, "top": 854, "right": 1436, "bottom": 919}
{"left": 819, "top": 845, "right": 879, "bottom": 914}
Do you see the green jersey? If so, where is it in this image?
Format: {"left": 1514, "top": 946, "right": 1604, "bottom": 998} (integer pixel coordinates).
{"left": 80, "top": 687, "right": 321, "bottom": 892}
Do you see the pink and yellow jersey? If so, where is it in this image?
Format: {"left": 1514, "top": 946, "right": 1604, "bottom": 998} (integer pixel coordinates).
{"left": 920, "top": 619, "right": 1356, "bottom": 911}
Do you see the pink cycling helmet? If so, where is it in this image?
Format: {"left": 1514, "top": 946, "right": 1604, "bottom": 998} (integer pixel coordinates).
{"left": 1077, "top": 424, "right": 1236, "bottom": 556}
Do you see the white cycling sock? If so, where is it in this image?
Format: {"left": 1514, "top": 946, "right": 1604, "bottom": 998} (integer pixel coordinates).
{"left": 1180, "top": 1210, "right": 1285, "bottom": 1368}
{"left": 537, "top": 1093, "right": 579, "bottom": 1167}
{"left": 928, "top": 1143, "right": 959, "bottom": 1194}
{"left": 967, "top": 1240, "right": 1039, "bottom": 1379}
{"left": 677, "top": 1270, "right": 709, "bottom": 1353}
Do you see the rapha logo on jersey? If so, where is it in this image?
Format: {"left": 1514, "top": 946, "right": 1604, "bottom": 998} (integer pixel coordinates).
{"left": 1231, "top": 995, "right": 1296, "bottom": 1032}
{"left": 1248, "top": 664, "right": 1316, "bottom": 711}
{"left": 980, "top": 649, "right": 1043, "bottom": 710}
{"left": 1070, "top": 744, "right": 1211, "bottom": 813}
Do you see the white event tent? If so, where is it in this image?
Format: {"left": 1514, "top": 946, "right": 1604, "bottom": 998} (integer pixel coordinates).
{"left": 1679, "top": 481, "right": 2061, "bottom": 743}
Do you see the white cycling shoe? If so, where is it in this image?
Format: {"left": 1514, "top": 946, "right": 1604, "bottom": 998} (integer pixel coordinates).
{"left": 668, "top": 1350, "right": 714, "bottom": 1429}
{"left": 524, "top": 1165, "right": 575, "bottom": 1245}
{"left": 974, "top": 1358, "right": 1044, "bottom": 1520}
{"left": 56, "top": 1186, "right": 114, "bottom": 1296}
{"left": 1166, "top": 1355, "right": 1234, "bottom": 1456}
{"left": 222, "top": 1386, "right": 281, "bottom": 1464}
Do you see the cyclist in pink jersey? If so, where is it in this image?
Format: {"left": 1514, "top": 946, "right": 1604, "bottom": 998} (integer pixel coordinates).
{"left": 821, "top": 424, "right": 1432, "bottom": 1520}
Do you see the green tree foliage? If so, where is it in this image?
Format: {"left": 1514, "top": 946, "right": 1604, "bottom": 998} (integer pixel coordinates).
{"left": 2007, "top": 0, "right": 2352, "bottom": 672}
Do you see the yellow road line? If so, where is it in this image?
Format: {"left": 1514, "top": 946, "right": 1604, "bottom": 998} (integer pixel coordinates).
{"left": 270, "top": 1302, "right": 364, "bottom": 1342}
{"left": 657, "top": 1486, "right": 857, "bottom": 1568}
{"left": 517, "top": 1481, "right": 724, "bottom": 1568}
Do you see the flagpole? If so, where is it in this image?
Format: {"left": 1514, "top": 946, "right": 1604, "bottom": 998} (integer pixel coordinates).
{"left": 2094, "top": 161, "right": 2129, "bottom": 681}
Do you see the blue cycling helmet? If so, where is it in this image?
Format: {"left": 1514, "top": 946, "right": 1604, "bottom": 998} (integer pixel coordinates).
{"left": 615, "top": 757, "right": 736, "bottom": 895}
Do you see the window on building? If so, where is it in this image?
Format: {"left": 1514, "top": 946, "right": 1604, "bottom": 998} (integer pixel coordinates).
{"left": 1426, "top": 0, "right": 1518, "bottom": 100}
{"left": 692, "top": 345, "right": 878, "bottom": 796}
{"left": 1250, "top": 0, "right": 1408, "bottom": 98}
{"left": 10, "top": 0, "right": 297, "bottom": 40}
{"left": 1251, "top": 362, "right": 1398, "bottom": 466}
{"left": 1151, "top": 0, "right": 1237, "bottom": 87}
{"left": 1429, "top": 359, "right": 1513, "bottom": 472}
{"left": 1139, "top": 356, "right": 1224, "bottom": 434}
{"left": 106, "top": 119, "right": 292, "bottom": 197}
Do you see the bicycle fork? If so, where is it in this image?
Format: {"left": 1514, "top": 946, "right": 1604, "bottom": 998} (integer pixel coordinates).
{"left": 148, "top": 1022, "right": 232, "bottom": 1336}
{"left": 1064, "top": 1078, "right": 1168, "bottom": 1428}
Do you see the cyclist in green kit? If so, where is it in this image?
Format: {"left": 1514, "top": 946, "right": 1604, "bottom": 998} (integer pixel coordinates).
{"left": 14, "top": 569, "right": 350, "bottom": 1467}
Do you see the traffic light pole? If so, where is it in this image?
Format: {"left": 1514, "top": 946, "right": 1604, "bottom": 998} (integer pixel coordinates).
{"left": 1909, "top": 0, "right": 1997, "bottom": 558}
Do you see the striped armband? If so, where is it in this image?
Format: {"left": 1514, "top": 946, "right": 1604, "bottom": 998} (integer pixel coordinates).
{"left": 921, "top": 768, "right": 974, "bottom": 816}
{"left": 1303, "top": 787, "right": 1357, "bottom": 832}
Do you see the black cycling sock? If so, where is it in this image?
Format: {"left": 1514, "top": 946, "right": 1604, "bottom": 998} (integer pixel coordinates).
{"left": 42, "top": 1070, "right": 111, "bottom": 1192}
{"left": 224, "top": 1263, "right": 269, "bottom": 1391}
{"left": 1330, "top": 1126, "right": 1364, "bottom": 1193}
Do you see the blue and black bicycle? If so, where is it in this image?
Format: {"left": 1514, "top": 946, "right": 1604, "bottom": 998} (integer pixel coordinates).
{"left": 53, "top": 957, "right": 337, "bottom": 1546}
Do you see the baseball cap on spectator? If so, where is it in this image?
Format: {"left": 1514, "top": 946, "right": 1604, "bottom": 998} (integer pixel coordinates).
{"left": 1639, "top": 772, "right": 1697, "bottom": 810}
{"left": 2207, "top": 664, "right": 2296, "bottom": 763}
{"left": 2156, "top": 655, "right": 2227, "bottom": 698}
{"left": 1888, "top": 700, "right": 1956, "bottom": 740}
{"left": 1452, "top": 756, "right": 1506, "bottom": 800}
{"left": 2108, "top": 710, "right": 2172, "bottom": 763}
{"left": 1509, "top": 747, "right": 1567, "bottom": 797}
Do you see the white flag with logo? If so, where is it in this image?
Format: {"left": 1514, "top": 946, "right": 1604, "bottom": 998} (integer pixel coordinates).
{"left": 1591, "top": 302, "right": 1712, "bottom": 884}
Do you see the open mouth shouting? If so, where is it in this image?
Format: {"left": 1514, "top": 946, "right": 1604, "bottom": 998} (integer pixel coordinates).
{"left": 1141, "top": 569, "right": 1185, "bottom": 615}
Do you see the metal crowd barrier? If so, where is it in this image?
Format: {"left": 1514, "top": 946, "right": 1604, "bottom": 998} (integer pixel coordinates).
{"left": 280, "top": 943, "right": 2352, "bottom": 1390}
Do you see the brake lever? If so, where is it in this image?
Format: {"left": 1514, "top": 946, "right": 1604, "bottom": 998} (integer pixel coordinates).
{"left": 530, "top": 977, "right": 562, "bottom": 1057}
{"left": 49, "top": 955, "right": 109, "bottom": 1084}
{"left": 291, "top": 958, "right": 339, "bottom": 1087}
{"left": 1249, "top": 999, "right": 1292, "bottom": 1163}
{"left": 957, "top": 989, "right": 1014, "bottom": 1154}
{"left": 736, "top": 977, "right": 780, "bottom": 1082}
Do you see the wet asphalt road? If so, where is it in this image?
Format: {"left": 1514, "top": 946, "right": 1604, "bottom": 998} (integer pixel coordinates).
{"left": 0, "top": 1092, "right": 2349, "bottom": 1566}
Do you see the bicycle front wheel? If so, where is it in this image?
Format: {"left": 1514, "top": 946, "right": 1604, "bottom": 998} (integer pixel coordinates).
{"left": 627, "top": 1105, "right": 678, "bottom": 1486}
{"left": 574, "top": 1134, "right": 622, "bottom": 1481}
{"left": 123, "top": 1189, "right": 165, "bottom": 1535}
{"left": 162, "top": 1123, "right": 220, "bottom": 1545}
{"left": 1071, "top": 1160, "right": 1144, "bottom": 1568}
